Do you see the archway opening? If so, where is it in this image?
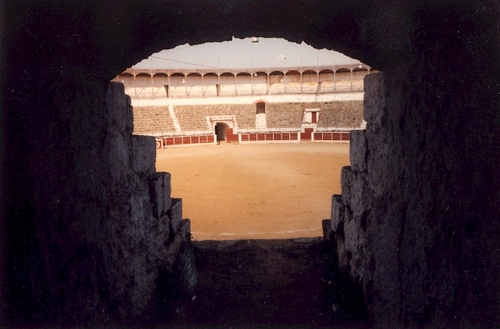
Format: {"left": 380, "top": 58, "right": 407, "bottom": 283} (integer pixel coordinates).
{"left": 215, "top": 122, "right": 230, "bottom": 142}
{"left": 123, "top": 37, "right": 365, "bottom": 241}
{"left": 256, "top": 101, "right": 266, "bottom": 114}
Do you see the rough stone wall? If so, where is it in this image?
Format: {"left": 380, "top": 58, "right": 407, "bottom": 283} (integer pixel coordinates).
{"left": 318, "top": 101, "right": 363, "bottom": 128}
{"left": 133, "top": 106, "right": 176, "bottom": 134}
{"left": 5, "top": 79, "right": 192, "bottom": 323}
{"left": 233, "top": 104, "right": 259, "bottom": 128}
{"left": 330, "top": 64, "right": 500, "bottom": 327}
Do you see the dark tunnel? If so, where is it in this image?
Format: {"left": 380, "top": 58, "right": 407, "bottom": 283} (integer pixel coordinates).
{"left": 1, "top": 0, "right": 499, "bottom": 327}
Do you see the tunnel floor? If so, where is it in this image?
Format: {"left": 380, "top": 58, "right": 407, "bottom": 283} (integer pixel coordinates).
{"left": 154, "top": 238, "right": 370, "bottom": 328}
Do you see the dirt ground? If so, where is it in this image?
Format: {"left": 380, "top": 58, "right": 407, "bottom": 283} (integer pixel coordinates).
{"left": 155, "top": 238, "right": 369, "bottom": 328}
{"left": 156, "top": 142, "right": 350, "bottom": 240}
{"left": 150, "top": 142, "right": 370, "bottom": 328}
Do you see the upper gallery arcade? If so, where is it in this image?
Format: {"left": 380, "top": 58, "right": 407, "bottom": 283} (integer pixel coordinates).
{"left": 115, "top": 62, "right": 372, "bottom": 98}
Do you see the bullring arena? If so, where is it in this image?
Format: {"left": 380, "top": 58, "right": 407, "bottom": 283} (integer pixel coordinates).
{"left": 115, "top": 62, "right": 372, "bottom": 240}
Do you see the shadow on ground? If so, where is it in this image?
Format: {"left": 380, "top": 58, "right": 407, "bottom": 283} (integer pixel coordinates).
{"left": 155, "top": 238, "right": 371, "bottom": 328}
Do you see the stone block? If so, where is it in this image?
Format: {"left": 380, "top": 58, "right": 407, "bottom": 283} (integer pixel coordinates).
{"left": 164, "top": 219, "right": 192, "bottom": 268}
{"left": 363, "top": 72, "right": 385, "bottom": 126}
{"left": 107, "top": 82, "right": 133, "bottom": 134}
{"left": 149, "top": 172, "right": 172, "bottom": 218}
{"left": 331, "top": 194, "right": 345, "bottom": 232}
{"left": 107, "top": 135, "right": 131, "bottom": 174}
{"left": 158, "top": 214, "right": 171, "bottom": 245}
{"left": 350, "top": 129, "right": 368, "bottom": 173}
{"left": 131, "top": 135, "right": 156, "bottom": 176}
{"left": 322, "top": 219, "right": 333, "bottom": 244}
{"left": 344, "top": 217, "right": 363, "bottom": 254}
{"left": 177, "top": 218, "right": 191, "bottom": 242}
{"left": 340, "top": 166, "right": 373, "bottom": 220}
{"left": 340, "top": 166, "right": 355, "bottom": 203}
{"left": 335, "top": 234, "right": 350, "bottom": 273}
{"left": 169, "top": 198, "right": 183, "bottom": 234}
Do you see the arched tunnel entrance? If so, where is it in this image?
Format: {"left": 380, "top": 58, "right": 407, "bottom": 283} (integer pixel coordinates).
{"left": 214, "top": 122, "right": 229, "bottom": 142}
{"left": 3, "top": 1, "right": 499, "bottom": 328}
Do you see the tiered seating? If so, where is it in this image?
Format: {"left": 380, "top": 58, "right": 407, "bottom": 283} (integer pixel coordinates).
{"left": 352, "top": 80, "right": 364, "bottom": 91}
{"left": 127, "top": 79, "right": 364, "bottom": 99}
{"left": 252, "top": 83, "right": 268, "bottom": 95}
{"left": 335, "top": 80, "right": 352, "bottom": 92}
{"left": 269, "top": 83, "right": 285, "bottom": 94}
{"left": 203, "top": 85, "right": 218, "bottom": 97}
{"left": 301, "top": 82, "right": 318, "bottom": 94}
{"left": 266, "top": 103, "right": 304, "bottom": 129}
{"left": 132, "top": 100, "right": 365, "bottom": 137}
{"left": 134, "top": 87, "right": 152, "bottom": 98}
{"left": 235, "top": 84, "right": 253, "bottom": 96}
{"left": 169, "top": 85, "right": 187, "bottom": 98}
{"left": 284, "top": 82, "right": 302, "bottom": 94}
{"left": 174, "top": 106, "right": 209, "bottom": 131}
{"left": 318, "top": 101, "right": 363, "bottom": 128}
{"left": 219, "top": 84, "right": 235, "bottom": 97}
{"left": 174, "top": 104, "right": 255, "bottom": 131}
{"left": 186, "top": 86, "right": 204, "bottom": 98}
{"left": 124, "top": 87, "right": 136, "bottom": 97}
{"left": 133, "top": 106, "right": 176, "bottom": 134}
{"left": 320, "top": 81, "right": 335, "bottom": 93}
{"left": 231, "top": 105, "right": 256, "bottom": 129}
{"left": 152, "top": 86, "right": 167, "bottom": 98}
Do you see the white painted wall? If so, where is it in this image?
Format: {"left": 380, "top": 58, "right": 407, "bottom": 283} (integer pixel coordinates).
{"left": 131, "top": 92, "right": 364, "bottom": 107}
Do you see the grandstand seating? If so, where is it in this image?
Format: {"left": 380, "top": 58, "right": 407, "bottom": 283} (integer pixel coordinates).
{"left": 133, "top": 101, "right": 365, "bottom": 139}
{"left": 133, "top": 106, "right": 176, "bottom": 134}
{"left": 127, "top": 80, "right": 363, "bottom": 98}
{"left": 174, "top": 106, "right": 211, "bottom": 131}
{"left": 186, "top": 86, "right": 204, "bottom": 98}
{"left": 301, "top": 82, "right": 318, "bottom": 94}
{"left": 252, "top": 83, "right": 268, "bottom": 95}
{"left": 352, "top": 80, "right": 363, "bottom": 90}
{"left": 283, "top": 82, "right": 302, "bottom": 94}
{"left": 202, "top": 85, "right": 218, "bottom": 97}
{"left": 233, "top": 105, "right": 257, "bottom": 129}
{"left": 334, "top": 80, "right": 352, "bottom": 92}
{"left": 269, "top": 83, "right": 285, "bottom": 94}
{"left": 233, "top": 84, "right": 247, "bottom": 96}
{"left": 152, "top": 86, "right": 167, "bottom": 98}
{"left": 219, "top": 84, "right": 236, "bottom": 97}
{"left": 125, "top": 68, "right": 370, "bottom": 144}
{"left": 320, "top": 81, "right": 335, "bottom": 93}
{"left": 266, "top": 103, "right": 304, "bottom": 129}
{"left": 172, "top": 104, "right": 257, "bottom": 132}
{"left": 125, "top": 87, "right": 136, "bottom": 97}
{"left": 318, "top": 101, "right": 363, "bottom": 128}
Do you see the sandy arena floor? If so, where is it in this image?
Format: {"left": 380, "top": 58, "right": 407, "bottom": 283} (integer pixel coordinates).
{"left": 156, "top": 142, "right": 350, "bottom": 240}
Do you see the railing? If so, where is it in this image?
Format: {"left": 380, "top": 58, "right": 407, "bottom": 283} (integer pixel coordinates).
{"left": 127, "top": 83, "right": 364, "bottom": 99}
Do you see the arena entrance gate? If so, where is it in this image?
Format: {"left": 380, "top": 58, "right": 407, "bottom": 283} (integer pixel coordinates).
{"left": 301, "top": 128, "right": 314, "bottom": 141}
{"left": 215, "top": 122, "right": 230, "bottom": 142}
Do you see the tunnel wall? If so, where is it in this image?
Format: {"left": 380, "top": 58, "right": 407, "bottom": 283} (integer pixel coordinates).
{"left": 3, "top": 0, "right": 499, "bottom": 327}
{"left": 4, "top": 77, "right": 192, "bottom": 323}
{"left": 330, "top": 62, "right": 500, "bottom": 327}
